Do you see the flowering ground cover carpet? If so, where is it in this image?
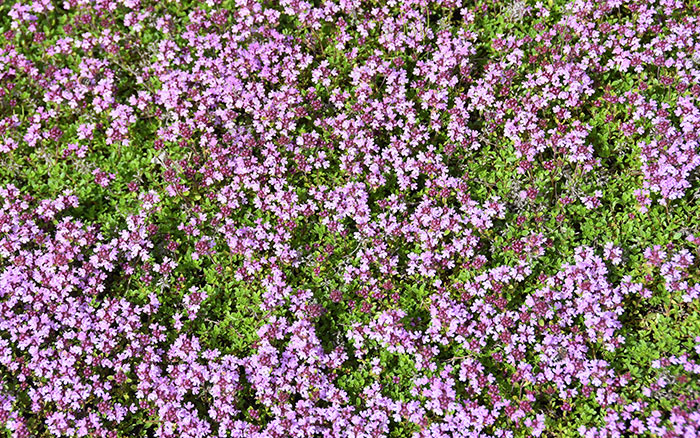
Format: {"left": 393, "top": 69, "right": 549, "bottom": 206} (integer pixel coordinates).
{"left": 1, "top": 0, "right": 700, "bottom": 437}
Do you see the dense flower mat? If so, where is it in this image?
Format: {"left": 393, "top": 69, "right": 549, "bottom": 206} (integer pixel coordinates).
{"left": 1, "top": 0, "right": 700, "bottom": 437}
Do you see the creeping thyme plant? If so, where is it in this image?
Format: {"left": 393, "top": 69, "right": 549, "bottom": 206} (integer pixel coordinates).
{"left": 1, "top": 0, "right": 700, "bottom": 437}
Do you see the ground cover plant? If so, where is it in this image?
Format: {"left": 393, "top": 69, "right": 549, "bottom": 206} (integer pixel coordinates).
{"left": 1, "top": 0, "right": 700, "bottom": 436}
